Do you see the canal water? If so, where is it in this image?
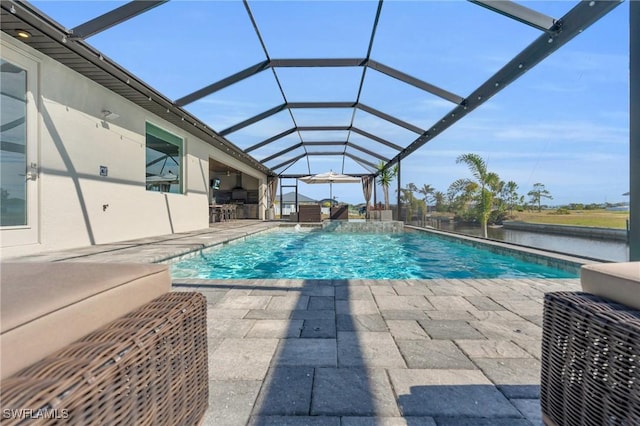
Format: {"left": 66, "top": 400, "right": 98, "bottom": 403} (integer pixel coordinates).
{"left": 430, "top": 222, "right": 628, "bottom": 262}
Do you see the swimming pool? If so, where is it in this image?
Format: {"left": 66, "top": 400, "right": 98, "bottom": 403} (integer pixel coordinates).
{"left": 169, "top": 228, "right": 578, "bottom": 279}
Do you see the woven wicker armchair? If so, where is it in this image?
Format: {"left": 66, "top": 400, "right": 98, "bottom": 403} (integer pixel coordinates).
{"left": 0, "top": 263, "right": 208, "bottom": 425}
{"left": 541, "top": 292, "right": 640, "bottom": 426}
{"left": 298, "top": 204, "right": 321, "bottom": 222}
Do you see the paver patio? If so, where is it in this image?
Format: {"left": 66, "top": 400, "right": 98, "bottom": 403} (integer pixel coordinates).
{"left": 3, "top": 221, "right": 583, "bottom": 425}
{"left": 174, "top": 274, "right": 580, "bottom": 426}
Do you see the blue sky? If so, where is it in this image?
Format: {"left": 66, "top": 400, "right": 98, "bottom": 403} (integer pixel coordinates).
{"left": 32, "top": 0, "right": 630, "bottom": 206}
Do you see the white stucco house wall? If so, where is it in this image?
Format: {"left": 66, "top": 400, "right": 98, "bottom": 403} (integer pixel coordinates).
{"left": 0, "top": 27, "right": 269, "bottom": 259}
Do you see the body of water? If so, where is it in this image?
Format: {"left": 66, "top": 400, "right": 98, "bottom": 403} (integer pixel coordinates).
{"left": 171, "top": 228, "right": 577, "bottom": 280}
{"left": 431, "top": 222, "right": 628, "bottom": 262}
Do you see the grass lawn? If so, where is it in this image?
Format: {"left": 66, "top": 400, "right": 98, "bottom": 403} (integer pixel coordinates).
{"left": 512, "top": 209, "right": 629, "bottom": 229}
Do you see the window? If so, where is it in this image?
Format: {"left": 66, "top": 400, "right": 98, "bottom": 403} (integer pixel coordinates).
{"left": 1, "top": 59, "right": 28, "bottom": 226}
{"left": 145, "top": 122, "right": 183, "bottom": 193}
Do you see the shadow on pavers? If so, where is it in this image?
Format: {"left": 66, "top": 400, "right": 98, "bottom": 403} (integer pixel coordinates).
{"left": 249, "top": 278, "right": 378, "bottom": 426}
{"left": 399, "top": 384, "right": 540, "bottom": 426}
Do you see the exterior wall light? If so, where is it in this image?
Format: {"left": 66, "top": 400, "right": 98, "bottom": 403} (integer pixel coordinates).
{"left": 16, "top": 30, "right": 31, "bottom": 39}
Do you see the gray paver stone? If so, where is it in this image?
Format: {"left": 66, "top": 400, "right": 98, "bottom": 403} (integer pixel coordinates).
{"left": 301, "top": 319, "right": 336, "bottom": 338}
{"left": 433, "top": 419, "right": 531, "bottom": 426}
{"left": 308, "top": 296, "right": 335, "bottom": 310}
{"left": 336, "top": 300, "right": 380, "bottom": 315}
{"left": 511, "top": 398, "right": 543, "bottom": 425}
{"left": 512, "top": 337, "right": 542, "bottom": 359}
{"left": 202, "top": 380, "right": 262, "bottom": 426}
{"left": 337, "top": 314, "right": 387, "bottom": 332}
{"left": 273, "top": 338, "right": 337, "bottom": 367}
{"left": 341, "top": 417, "right": 437, "bottom": 426}
{"left": 209, "top": 338, "right": 278, "bottom": 380}
{"left": 427, "top": 296, "right": 477, "bottom": 312}
{"left": 470, "top": 320, "right": 542, "bottom": 340}
{"left": 455, "top": 340, "right": 532, "bottom": 359}
{"left": 312, "top": 368, "right": 400, "bottom": 416}
{"left": 291, "top": 310, "right": 336, "bottom": 320}
{"left": 396, "top": 340, "right": 475, "bottom": 369}
{"left": 246, "top": 320, "right": 303, "bottom": 338}
{"left": 426, "top": 310, "right": 477, "bottom": 321}
{"left": 474, "top": 358, "right": 542, "bottom": 398}
{"left": 418, "top": 320, "right": 485, "bottom": 340}
{"left": 370, "top": 286, "right": 399, "bottom": 297}
{"left": 380, "top": 310, "right": 428, "bottom": 320}
{"left": 252, "top": 366, "right": 314, "bottom": 415}
{"left": 248, "top": 416, "right": 341, "bottom": 426}
{"left": 216, "top": 295, "right": 271, "bottom": 310}
{"left": 267, "top": 295, "right": 310, "bottom": 310}
{"left": 301, "top": 286, "right": 335, "bottom": 297}
{"left": 375, "top": 296, "right": 434, "bottom": 311}
{"left": 244, "top": 310, "right": 292, "bottom": 320}
{"left": 338, "top": 332, "right": 405, "bottom": 368}
{"left": 388, "top": 369, "right": 521, "bottom": 418}
{"left": 335, "top": 286, "right": 374, "bottom": 300}
{"left": 208, "top": 309, "right": 250, "bottom": 319}
{"left": 464, "top": 296, "right": 506, "bottom": 311}
{"left": 207, "top": 318, "right": 255, "bottom": 338}
{"left": 393, "top": 284, "right": 433, "bottom": 296}
{"left": 385, "top": 320, "right": 430, "bottom": 340}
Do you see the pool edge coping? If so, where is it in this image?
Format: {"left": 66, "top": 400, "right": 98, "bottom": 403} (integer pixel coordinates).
{"left": 405, "top": 225, "right": 596, "bottom": 275}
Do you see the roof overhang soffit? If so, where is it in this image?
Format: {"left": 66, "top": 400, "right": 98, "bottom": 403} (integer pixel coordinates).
{"left": 0, "top": 0, "right": 275, "bottom": 176}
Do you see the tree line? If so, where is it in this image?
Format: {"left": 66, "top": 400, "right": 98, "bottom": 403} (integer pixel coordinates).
{"left": 390, "top": 154, "right": 553, "bottom": 238}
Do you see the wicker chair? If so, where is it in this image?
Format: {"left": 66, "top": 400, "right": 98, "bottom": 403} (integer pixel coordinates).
{"left": 298, "top": 204, "right": 321, "bottom": 222}
{"left": 541, "top": 291, "right": 640, "bottom": 426}
{"left": 0, "top": 263, "right": 208, "bottom": 425}
{"left": 330, "top": 205, "right": 348, "bottom": 220}
{"left": 1, "top": 292, "right": 208, "bottom": 425}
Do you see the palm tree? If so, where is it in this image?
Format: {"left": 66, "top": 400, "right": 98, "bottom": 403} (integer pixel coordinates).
{"left": 418, "top": 184, "right": 435, "bottom": 212}
{"left": 376, "top": 161, "right": 398, "bottom": 210}
{"left": 455, "top": 153, "right": 501, "bottom": 238}
{"left": 433, "top": 191, "right": 447, "bottom": 212}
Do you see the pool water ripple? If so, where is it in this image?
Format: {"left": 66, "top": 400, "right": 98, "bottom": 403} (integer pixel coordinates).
{"left": 170, "top": 228, "right": 577, "bottom": 279}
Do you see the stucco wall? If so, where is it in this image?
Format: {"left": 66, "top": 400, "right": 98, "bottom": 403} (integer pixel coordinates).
{"left": 1, "top": 34, "right": 267, "bottom": 258}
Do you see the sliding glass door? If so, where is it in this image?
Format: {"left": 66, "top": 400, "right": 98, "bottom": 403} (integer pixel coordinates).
{"left": 1, "top": 46, "right": 39, "bottom": 247}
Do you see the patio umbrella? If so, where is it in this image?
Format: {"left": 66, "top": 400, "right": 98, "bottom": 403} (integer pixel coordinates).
{"left": 299, "top": 171, "right": 361, "bottom": 203}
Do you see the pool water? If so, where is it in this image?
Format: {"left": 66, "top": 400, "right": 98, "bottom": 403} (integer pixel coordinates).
{"left": 170, "top": 228, "right": 577, "bottom": 279}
